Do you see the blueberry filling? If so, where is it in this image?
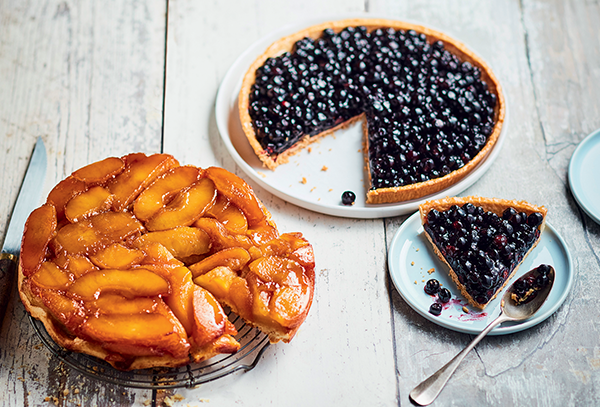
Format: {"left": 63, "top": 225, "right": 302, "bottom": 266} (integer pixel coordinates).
{"left": 424, "top": 203, "right": 543, "bottom": 305}
{"left": 249, "top": 26, "right": 498, "bottom": 190}
{"left": 511, "top": 264, "right": 553, "bottom": 305}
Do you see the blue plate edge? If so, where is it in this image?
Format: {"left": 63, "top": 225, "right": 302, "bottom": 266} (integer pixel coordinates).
{"left": 568, "top": 128, "right": 600, "bottom": 225}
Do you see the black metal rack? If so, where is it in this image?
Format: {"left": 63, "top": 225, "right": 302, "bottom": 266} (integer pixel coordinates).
{"left": 29, "top": 312, "right": 270, "bottom": 389}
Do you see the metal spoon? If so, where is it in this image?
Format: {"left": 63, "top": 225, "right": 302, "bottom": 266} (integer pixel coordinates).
{"left": 409, "top": 264, "right": 555, "bottom": 406}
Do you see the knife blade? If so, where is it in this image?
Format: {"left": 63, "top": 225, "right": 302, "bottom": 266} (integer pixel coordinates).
{"left": 0, "top": 137, "right": 47, "bottom": 326}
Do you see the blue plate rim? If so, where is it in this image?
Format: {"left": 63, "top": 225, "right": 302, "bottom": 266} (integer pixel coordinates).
{"left": 388, "top": 211, "right": 573, "bottom": 335}
{"left": 568, "top": 128, "right": 600, "bottom": 225}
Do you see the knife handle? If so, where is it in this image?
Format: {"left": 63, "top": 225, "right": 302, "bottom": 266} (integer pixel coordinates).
{"left": 0, "top": 253, "right": 17, "bottom": 327}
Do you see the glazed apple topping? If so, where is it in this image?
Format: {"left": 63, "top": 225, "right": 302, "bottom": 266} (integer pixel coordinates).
{"left": 20, "top": 153, "right": 315, "bottom": 370}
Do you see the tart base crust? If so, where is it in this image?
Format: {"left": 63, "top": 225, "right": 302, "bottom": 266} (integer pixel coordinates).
{"left": 419, "top": 196, "right": 547, "bottom": 310}
{"left": 239, "top": 18, "right": 506, "bottom": 204}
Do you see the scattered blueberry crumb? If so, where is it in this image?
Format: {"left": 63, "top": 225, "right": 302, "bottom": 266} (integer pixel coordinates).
{"left": 429, "top": 303, "right": 442, "bottom": 316}
{"left": 341, "top": 191, "right": 356, "bottom": 206}
{"left": 438, "top": 288, "right": 451, "bottom": 303}
{"left": 424, "top": 279, "right": 440, "bottom": 295}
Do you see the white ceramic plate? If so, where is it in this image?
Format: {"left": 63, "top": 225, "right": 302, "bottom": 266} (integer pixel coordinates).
{"left": 215, "top": 16, "right": 509, "bottom": 219}
{"left": 568, "top": 128, "right": 600, "bottom": 225}
{"left": 388, "top": 211, "right": 573, "bottom": 335}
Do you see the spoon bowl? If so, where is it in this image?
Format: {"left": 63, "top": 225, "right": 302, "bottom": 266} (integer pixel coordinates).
{"left": 409, "top": 264, "right": 555, "bottom": 406}
{"left": 502, "top": 264, "right": 555, "bottom": 320}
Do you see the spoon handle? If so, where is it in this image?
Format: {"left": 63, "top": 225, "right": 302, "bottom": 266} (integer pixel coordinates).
{"left": 409, "top": 313, "right": 513, "bottom": 406}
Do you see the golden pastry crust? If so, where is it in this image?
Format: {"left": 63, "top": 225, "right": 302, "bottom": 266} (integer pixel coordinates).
{"left": 419, "top": 196, "right": 546, "bottom": 309}
{"left": 19, "top": 154, "right": 315, "bottom": 370}
{"left": 239, "top": 18, "right": 505, "bottom": 204}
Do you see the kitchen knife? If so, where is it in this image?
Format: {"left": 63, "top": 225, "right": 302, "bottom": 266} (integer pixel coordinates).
{"left": 0, "top": 137, "right": 47, "bottom": 326}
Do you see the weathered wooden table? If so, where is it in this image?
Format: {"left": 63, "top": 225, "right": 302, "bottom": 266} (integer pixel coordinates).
{"left": 1, "top": 1, "right": 599, "bottom": 406}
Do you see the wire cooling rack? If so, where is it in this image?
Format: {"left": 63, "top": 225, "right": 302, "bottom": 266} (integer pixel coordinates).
{"left": 29, "top": 311, "right": 270, "bottom": 389}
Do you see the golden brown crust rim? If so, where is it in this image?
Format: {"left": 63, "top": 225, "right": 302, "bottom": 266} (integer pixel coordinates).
{"left": 419, "top": 196, "right": 546, "bottom": 309}
{"left": 239, "top": 18, "right": 506, "bottom": 203}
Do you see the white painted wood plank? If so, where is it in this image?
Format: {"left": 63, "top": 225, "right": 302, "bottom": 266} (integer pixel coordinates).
{"left": 0, "top": 1, "right": 166, "bottom": 405}
{"left": 162, "top": 1, "right": 399, "bottom": 405}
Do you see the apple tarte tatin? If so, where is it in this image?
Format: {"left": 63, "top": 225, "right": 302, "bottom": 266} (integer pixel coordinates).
{"left": 19, "top": 153, "right": 315, "bottom": 370}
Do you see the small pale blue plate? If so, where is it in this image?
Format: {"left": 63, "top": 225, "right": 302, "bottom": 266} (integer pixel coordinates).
{"left": 388, "top": 211, "right": 573, "bottom": 335}
{"left": 569, "top": 128, "right": 600, "bottom": 225}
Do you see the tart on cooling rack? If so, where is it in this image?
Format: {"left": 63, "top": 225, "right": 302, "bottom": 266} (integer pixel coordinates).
{"left": 239, "top": 18, "right": 505, "bottom": 204}
{"left": 419, "top": 196, "right": 546, "bottom": 309}
{"left": 19, "top": 153, "right": 315, "bottom": 370}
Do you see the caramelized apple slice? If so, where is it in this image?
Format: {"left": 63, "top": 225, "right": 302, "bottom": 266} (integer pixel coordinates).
{"left": 206, "top": 195, "right": 248, "bottom": 234}
{"left": 72, "top": 157, "right": 125, "bottom": 185}
{"left": 65, "top": 255, "right": 98, "bottom": 278}
{"left": 108, "top": 153, "right": 179, "bottom": 211}
{"left": 37, "top": 288, "right": 86, "bottom": 332}
{"left": 247, "top": 224, "right": 279, "bottom": 246}
{"left": 205, "top": 167, "right": 266, "bottom": 226}
{"left": 52, "top": 220, "right": 103, "bottom": 256}
{"left": 81, "top": 305, "right": 190, "bottom": 359}
{"left": 246, "top": 256, "right": 313, "bottom": 330}
{"left": 68, "top": 269, "right": 170, "bottom": 300}
{"left": 189, "top": 247, "right": 251, "bottom": 278}
{"left": 90, "top": 212, "right": 144, "bottom": 241}
{"left": 257, "top": 233, "right": 315, "bottom": 270}
{"left": 30, "top": 261, "right": 73, "bottom": 289}
{"left": 193, "top": 217, "right": 252, "bottom": 251}
{"left": 193, "top": 266, "right": 237, "bottom": 301}
{"left": 53, "top": 212, "right": 143, "bottom": 256}
{"left": 21, "top": 204, "right": 57, "bottom": 276}
{"left": 133, "top": 166, "right": 201, "bottom": 221}
{"left": 89, "top": 243, "right": 145, "bottom": 269}
{"left": 64, "top": 186, "right": 114, "bottom": 222}
{"left": 145, "top": 178, "right": 217, "bottom": 231}
{"left": 163, "top": 266, "right": 195, "bottom": 334}
{"left": 91, "top": 293, "right": 157, "bottom": 315}
{"left": 191, "top": 286, "right": 232, "bottom": 347}
{"left": 46, "top": 177, "right": 87, "bottom": 221}
{"left": 134, "top": 227, "right": 211, "bottom": 260}
{"left": 136, "top": 241, "right": 184, "bottom": 270}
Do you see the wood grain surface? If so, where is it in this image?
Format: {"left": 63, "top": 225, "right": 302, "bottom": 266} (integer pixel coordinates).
{"left": 1, "top": 0, "right": 599, "bottom": 406}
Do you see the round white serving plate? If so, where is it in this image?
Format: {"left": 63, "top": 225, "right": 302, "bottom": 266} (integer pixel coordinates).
{"left": 215, "top": 16, "right": 508, "bottom": 219}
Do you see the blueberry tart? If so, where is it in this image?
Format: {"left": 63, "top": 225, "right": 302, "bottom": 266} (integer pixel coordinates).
{"left": 419, "top": 196, "right": 546, "bottom": 309}
{"left": 239, "top": 19, "right": 505, "bottom": 204}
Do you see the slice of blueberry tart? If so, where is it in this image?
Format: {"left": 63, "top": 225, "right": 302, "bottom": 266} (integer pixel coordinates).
{"left": 419, "top": 196, "right": 546, "bottom": 310}
{"left": 239, "top": 18, "right": 505, "bottom": 204}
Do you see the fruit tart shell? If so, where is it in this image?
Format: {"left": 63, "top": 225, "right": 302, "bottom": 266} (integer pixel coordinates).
{"left": 419, "top": 196, "right": 546, "bottom": 309}
{"left": 239, "top": 18, "right": 505, "bottom": 204}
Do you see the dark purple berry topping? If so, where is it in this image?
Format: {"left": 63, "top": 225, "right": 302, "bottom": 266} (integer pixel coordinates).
{"left": 249, "top": 26, "right": 498, "bottom": 191}
{"left": 511, "top": 264, "right": 553, "bottom": 305}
